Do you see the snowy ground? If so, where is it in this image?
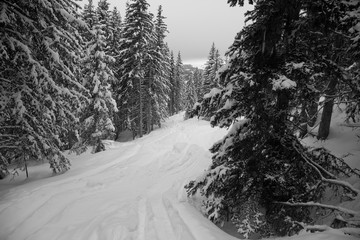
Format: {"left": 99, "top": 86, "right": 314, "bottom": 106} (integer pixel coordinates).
{"left": 0, "top": 113, "right": 358, "bottom": 240}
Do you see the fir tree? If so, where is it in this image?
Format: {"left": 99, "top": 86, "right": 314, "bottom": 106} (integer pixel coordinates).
{"left": 168, "top": 51, "right": 176, "bottom": 115}
{"left": 108, "top": 7, "right": 123, "bottom": 139}
{"left": 174, "top": 52, "right": 184, "bottom": 113}
{"left": 183, "top": 75, "right": 198, "bottom": 119}
{"left": 200, "top": 44, "right": 223, "bottom": 120}
{"left": 0, "top": 0, "right": 87, "bottom": 176}
{"left": 117, "top": 0, "right": 155, "bottom": 138}
{"left": 201, "top": 43, "right": 223, "bottom": 97}
{"left": 186, "top": 1, "right": 360, "bottom": 237}
{"left": 152, "top": 6, "right": 170, "bottom": 127}
{"left": 96, "top": 0, "right": 111, "bottom": 43}
{"left": 75, "top": 24, "right": 118, "bottom": 153}
{"left": 82, "top": 0, "right": 96, "bottom": 40}
{"left": 193, "top": 68, "right": 204, "bottom": 101}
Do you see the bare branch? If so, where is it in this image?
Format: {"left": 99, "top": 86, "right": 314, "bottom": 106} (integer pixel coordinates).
{"left": 293, "top": 141, "right": 360, "bottom": 196}
{"left": 275, "top": 201, "right": 359, "bottom": 217}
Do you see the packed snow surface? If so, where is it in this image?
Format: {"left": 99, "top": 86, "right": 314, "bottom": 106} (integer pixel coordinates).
{"left": 0, "top": 113, "right": 358, "bottom": 240}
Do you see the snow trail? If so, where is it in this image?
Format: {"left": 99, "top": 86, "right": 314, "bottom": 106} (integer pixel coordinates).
{"left": 0, "top": 113, "right": 237, "bottom": 240}
{"left": 1, "top": 113, "right": 358, "bottom": 240}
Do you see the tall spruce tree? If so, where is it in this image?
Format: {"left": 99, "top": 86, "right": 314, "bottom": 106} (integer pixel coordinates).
{"left": 74, "top": 0, "right": 118, "bottom": 153}
{"left": 95, "top": 0, "right": 111, "bottom": 47}
{"left": 183, "top": 75, "right": 198, "bottom": 119}
{"left": 117, "top": 0, "right": 155, "bottom": 138}
{"left": 174, "top": 52, "right": 184, "bottom": 113}
{"left": 202, "top": 43, "right": 223, "bottom": 97}
{"left": 108, "top": 7, "right": 123, "bottom": 140}
{"left": 193, "top": 68, "right": 204, "bottom": 101}
{"left": 200, "top": 43, "right": 224, "bottom": 120}
{"left": 168, "top": 51, "right": 176, "bottom": 115}
{"left": 186, "top": 0, "right": 360, "bottom": 238}
{"left": 0, "top": 0, "right": 87, "bottom": 176}
{"left": 153, "top": 6, "right": 170, "bottom": 126}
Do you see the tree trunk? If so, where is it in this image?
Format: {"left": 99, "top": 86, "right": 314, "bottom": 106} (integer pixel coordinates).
{"left": 24, "top": 154, "right": 29, "bottom": 178}
{"left": 317, "top": 77, "right": 338, "bottom": 140}
{"left": 146, "top": 76, "right": 152, "bottom": 134}
{"left": 139, "top": 76, "right": 143, "bottom": 138}
{"left": 308, "top": 95, "right": 319, "bottom": 128}
{"left": 276, "top": 90, "right": 290, "bottom": 135}
{"left": 114, "top": 111, "right": 122, "bottom": 141}
{"left": 299, "top": 103, "right": 308, "bottom": 138}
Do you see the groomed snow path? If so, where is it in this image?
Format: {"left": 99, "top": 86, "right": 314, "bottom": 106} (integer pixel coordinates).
{"left": 1, "top": 113, "right": 358, "bottom": 240}
{"left": 0, "top": 114, "right": 236, "bottom": 240}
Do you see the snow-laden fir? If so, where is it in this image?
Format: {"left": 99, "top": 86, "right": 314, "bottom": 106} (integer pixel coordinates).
{"left": 0, "top": 113, "right": 358, "bottom": 240}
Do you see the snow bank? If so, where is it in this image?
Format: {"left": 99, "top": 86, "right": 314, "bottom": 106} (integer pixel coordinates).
{"left": 0, "top": 112, "right": 358, "bottom": 240}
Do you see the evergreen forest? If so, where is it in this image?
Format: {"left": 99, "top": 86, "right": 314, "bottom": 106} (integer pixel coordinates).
{"left": 1, "top": 0, "right": 360, "bottom": 238}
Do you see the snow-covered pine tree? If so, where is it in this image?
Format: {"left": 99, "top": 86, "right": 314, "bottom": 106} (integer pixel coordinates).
{"left": 193, "top": 68, "right": 204, "bottom": 101}
{"left": 0, "top": 0, "right": 87, "bottom": 176}
{"left": 187, "top": 67, "right": 204, "bottom": 118}
{"left": 108, "top": 7, "right": 122, "bottom": 57}
{"left": 117, "top": 0, "right": 155, "bottom": 138}
{"left": 74, "top": 2, "right": 118, "bottom": 153}
{"left": 202, "top": 43, "right": 216, "bottom": 97}
{"left": 186, "top": 0, "right": 360, "bottom": 238}
{"left": 174, "top": 52, "right": 184, "bottom": 113}
{"left": 108, "top": 7, "right": 123, "bottom": 140}
{"left": 200, "top": 43, "right": 223, "bottom": 120}
{"left": 81, "top": 0, "right": 96, "bottom": 40}
{"left": 201, "top": 43, "right": 223, "bottom": 97}
{"left": 168, "top": 51, "right": 176, "bottom": 115}
{"left": 183, "top": 74, "right": 198, "bottom": 119}
{"left": 96, "top": 0, "right": 111, "bottom": 44}
{"left": 148, "top": 5, "right": 170, "bottom": 131}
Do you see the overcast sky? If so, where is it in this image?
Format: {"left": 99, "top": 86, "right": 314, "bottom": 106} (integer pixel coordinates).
{"left": 77, "top": 0, "right": 252, "bottom": 67}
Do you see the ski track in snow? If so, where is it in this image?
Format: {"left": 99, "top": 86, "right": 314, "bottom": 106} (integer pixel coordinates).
{"left": 0, "top": 114, "right": 239, "bottom": 240}
{"left": 1, "top": 113, "right": 358, "bottom": 240}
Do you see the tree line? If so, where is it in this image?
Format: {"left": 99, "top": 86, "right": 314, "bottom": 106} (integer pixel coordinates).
{"left": 0, "top": 0, "right": 190, "bottom": 177}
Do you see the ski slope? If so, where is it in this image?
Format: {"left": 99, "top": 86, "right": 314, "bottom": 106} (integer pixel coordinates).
{"left": 0, "top": 113, "right": 358, "bottom": 240}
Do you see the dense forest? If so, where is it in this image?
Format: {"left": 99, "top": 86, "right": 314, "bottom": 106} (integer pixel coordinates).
{"left": 0, "top": 0, "right": 215, "bottom": 176}
{"left": 1, "top": 0, "right": 360, "bottom": 238}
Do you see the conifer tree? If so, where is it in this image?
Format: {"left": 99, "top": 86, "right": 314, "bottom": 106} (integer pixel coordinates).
{"left": 183, "top": 75, "right": 198, "bottom": 119}
{"left": 174, "top": 52, "right": 184, "bottom": 113}
{"left": 108, "top": 7, "right": 123, "bottom": 139}
{"left": 144, "top": 5, "right": 170, "bottom": 132}
{"left": 201, "top": 43, "right": 223, "bottom": 97}
{"left": 168, "top": 51, "right": 176, "bottom": 115}
{"left": 96, "top": 0, "right": 111, "bottom": 43}
{"left": 200, "top": 44, "right": 223, "bottom": 119}
{"left": 74, "top": 24, "right": 118, "bottom": 153}
{"left": 108, "top": 7, "right": 122, "bottom": 55}
{"left": 117, "top": 0, "right": 155, "bottom": 138}
{"left": 186, "top": 1, "right": 360, "bottom": 237}
{"left": 82, "top": 0, "right": 96, "bottom": 29}
{"left": 193, "top": 68, "right": 204, "bottom": 101}
{"left": 0, "top": 0, "right": 87, "bottom": 176}
{"left": 152, "top": 6, "right": 171, "bottom": 127}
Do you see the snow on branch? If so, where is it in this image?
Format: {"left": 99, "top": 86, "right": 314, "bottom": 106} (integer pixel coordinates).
{"left": 272, "top": 74, "right": 297, "bottom": 91}
{"left": 292, "top": 141, "right": 360, "bottom": 196}
{"left": 275, "top": 201, "right": 360, "bottom": 217}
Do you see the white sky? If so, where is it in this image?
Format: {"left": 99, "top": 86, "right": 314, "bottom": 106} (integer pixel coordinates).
{"left": 76, "top": 0, "right": 253, "bottom": 67}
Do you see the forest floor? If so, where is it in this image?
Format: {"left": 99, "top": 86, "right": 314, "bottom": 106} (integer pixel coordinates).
{"left": 0, "top": 112, "right": 359, "bottom": 240}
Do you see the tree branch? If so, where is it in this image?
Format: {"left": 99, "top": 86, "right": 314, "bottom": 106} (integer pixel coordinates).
{"left": 292, "top": 141, "right": 360, "bottom": 196}
{"left": 275, "top": 201, "right": 359, "bottom": 217}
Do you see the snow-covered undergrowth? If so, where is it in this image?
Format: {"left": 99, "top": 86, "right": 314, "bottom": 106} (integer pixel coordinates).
{"left": 0, "top": 113, "right": 358, "bottom": 240}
